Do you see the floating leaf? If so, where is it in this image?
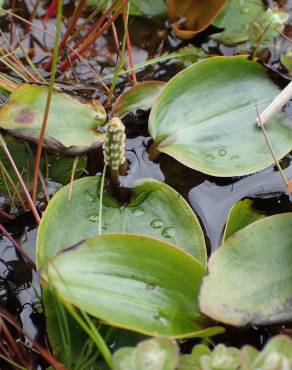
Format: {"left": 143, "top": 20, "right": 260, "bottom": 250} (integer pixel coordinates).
{"left": 0, "top": 84, "right": 106, "bottom": 155}
{"left": 223, "top": 199, "right": 265, "bottom": 240}
{"left": 166, "top": 0, "right": 227, "bottom": 40}
{"left": 112, "top": 81, "right": 166, "bottom": 118}
{"left": 42, "top": 233, "right": 222, "bottom": 337}
{"left": 211, "top": 0, "right": 264, "bottom": 45}
{"left": 37, "top": 177, "right": 207, "bottom": 266}
{"left": 149, "top": 56, "right": 292, "bottom": 177}
{"left": 200, "top": 213, "right": 292, "bottom": 326}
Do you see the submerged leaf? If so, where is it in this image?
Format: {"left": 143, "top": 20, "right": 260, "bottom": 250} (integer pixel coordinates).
{"left": 0, "top": 84, "right": 106, "bottom": 155}
{"left": 200, "top": 213, "right": 292, "bottom": 326}
{"left": 42, "top": 233, "right": 222, "bottom": 337}
{"left": 149, "top": 56, "right": 292, "bottom": 177}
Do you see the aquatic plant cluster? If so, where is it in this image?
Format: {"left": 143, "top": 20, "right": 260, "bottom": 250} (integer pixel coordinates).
{"left": 0, "top": 0, "right": 291, "bottom": 369}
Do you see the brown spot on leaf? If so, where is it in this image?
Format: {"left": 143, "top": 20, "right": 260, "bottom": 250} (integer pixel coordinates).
{"left": 15, "top": 109, "right": 35, "bottom": 124}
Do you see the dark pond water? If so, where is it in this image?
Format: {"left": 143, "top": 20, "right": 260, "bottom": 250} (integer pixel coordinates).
{"left": 0, "top": 0, "right": 292, "bottom": 368}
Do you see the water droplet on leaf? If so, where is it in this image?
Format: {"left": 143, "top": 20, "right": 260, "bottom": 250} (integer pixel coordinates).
{"left": 206, "top": 154, "right": 215, "bottom": 160}
{"left": 131, "top": 207, "right": 144, "bottom": 216}
{"left": 161, "top": 226, "right": 175, "bottom": 238}
{"left": 86, "top": 194, "right": 95, "bottom": 202}
{"left": 87, "top": 212, "right": 99, "bottom": 222}
{"left": 241, "top": 7, "right": 250, "bottom": 14}
{"left": 151, "top": 219, "right": 164, "bottom": 229}
{"left": 219, "top": 148, "right": 227, "bottom": 157}
{"left": 146, "top": 283, "right": 156, "bottom": 291}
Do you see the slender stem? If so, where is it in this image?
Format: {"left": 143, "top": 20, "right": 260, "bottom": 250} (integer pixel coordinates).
{"left": 0, "top": 160, "right": 26, "bottom": 210}
{"left": 60, "top": 0, "right": 126, "bottom": 72}
{"left": 256, "top": 81, "right": 292, "bottom": 126}
{"left": 45, "top": 0, "right": 88, "bottom": 71}
{"left": 98, "top": 166, "right": 107, "bottom": 235}
{"left": 121, "top": 5, "right": 137, "bottom": 84}
{"left": 0, "top": 308, "right": 66, "bottom": 370}
{"left": 0, "top": 223, "right": 36, "bottom": 269}
{"left": 0, "top": 135, "right": 40, "bottom": 224}
{"left": 251, "top": 19, "right": 273, "bottom": 59}
{"left": 256, "top": 103, "right": 289, "bottom": 188}
{"left": 0, "top": 209, "right": 14, "bottom": 220}
{"left": 0, "top": 320, "right": 27, "bottom": 366}
{"left": 69, "top": 0, "right": 120, "bottom": 52}
{"left": 68, "top": 156, "right": 80, "bottom": 201}
{"left": 63, "top": 302, "right": 113, "bottom": 369}
{"left": 0, "top": 355, "right": 27, "bottom": 370}
{"left": 32, "top": 0, "right": 63, "bottom": 203}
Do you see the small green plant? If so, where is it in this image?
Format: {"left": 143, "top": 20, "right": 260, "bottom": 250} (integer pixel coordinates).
{"left": 113, "top": 335, "right": 292, "bottom": 370}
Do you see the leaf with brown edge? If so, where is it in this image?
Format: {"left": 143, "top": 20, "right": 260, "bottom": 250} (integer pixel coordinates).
{"left": 167, "top": 0, "right": 227, "bottom": 40}
{"left": 0, "top": 84, "right": 106, "bottom": 155}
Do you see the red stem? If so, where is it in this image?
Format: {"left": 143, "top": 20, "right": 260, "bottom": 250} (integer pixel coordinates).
{"left": 1, "top": 322, "right": 28, "bottom": 367}
{"left": 0, "top": 136, "right": 40, "bottom": 225}
{"left": 71, "top": 0, "right": 120, "bottom": 52}
{"left": 0, "top": 223, "right": 36, "bottom": 270}
{"left": 121, "top": 7, "right": 137, "bottom": 84}
{"left": 45, "top": 0, "right": 88, "bottom": 71}
{"left": 0, "top": 308, "right": 65, "bottom": 370}
{"left": 0, "top": 209, "right": 14, "bottom": 221}
{"left": 60, "top": 0, "right": 126, "bottom": 72}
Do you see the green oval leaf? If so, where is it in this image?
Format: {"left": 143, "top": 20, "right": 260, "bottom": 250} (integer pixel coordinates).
{"left": 37, "top": 177, "right": 207, "bottom": 267}
{"left": 42, "top": 233, "right": 222, "bottom": 337}
{"left": 223, "top": 199, "right": 265, "bottom": 240}
{"left": 200, "top": 213, "right": 292, "bottom": 326}
{"left": 0, "top": 84, "right": 106, "bottom": 154}
{"left": 112, "top": 81, "right": 166, "bottom": 118}
{"left": 149, "top": 56, "right": 292, "bottom": 177}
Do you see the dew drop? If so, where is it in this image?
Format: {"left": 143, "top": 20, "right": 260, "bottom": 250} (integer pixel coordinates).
{"left": 161, "top": 226, "right": 175, "bottom": 238}
{"left": 87, "top": 212, "right": 99, "bottom": 222}
{"left": 241, "top": 7, "right": 250, "bottom": 14}
{"left": 219, "top": 148, "right": 227, "bottom": 157}
{"left": 206, "top": 154, "right": 215, "bottom": 160}
{"left": 150, "top": 219, "right": 164, "bottom": 229}
{"left": 86, "top": 194, "right": 95, "bottom": 202}
{"left": 131, "top": 207, "right": 144, "bottom": 216}
{"left": 159, "top": 316, "right": 169, "bottom": 328}
{"left": 146, "top": 283, "right": 156, "bottom": 291}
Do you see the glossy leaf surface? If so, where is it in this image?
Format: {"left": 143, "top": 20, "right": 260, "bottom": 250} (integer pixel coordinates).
{"left": 112, "top": 81, "right": 165, "bottom": 118}
{"left": 42, "top": 233, "right": 222, "bottom": 337}
{"left": 223, "top": 199, "right": 265, "bottom": 240}
{"left": 149, "top": 56, "right": 292, "bottom": 177}
{"left": 37, "top": 177, "right": 207, "bottom": 267}
{"left": 200, "top": 213, "right": 292, "bottom": 326}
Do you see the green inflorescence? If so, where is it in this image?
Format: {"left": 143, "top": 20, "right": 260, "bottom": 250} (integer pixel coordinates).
{"left": 103, "top": 117, "right": 126, "bottom": 170}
